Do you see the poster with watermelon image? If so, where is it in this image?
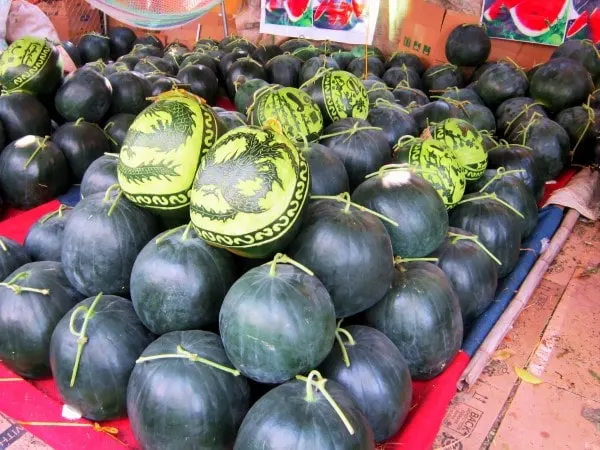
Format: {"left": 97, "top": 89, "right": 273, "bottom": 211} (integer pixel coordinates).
{"left": 260, "top": 0, "right": 380, "bottom": 43}
{"left": 481, "top": 0, "right": 569, "bottom": 45}
{"left": 564, "top": 0, "right": 600, "bottom": 43}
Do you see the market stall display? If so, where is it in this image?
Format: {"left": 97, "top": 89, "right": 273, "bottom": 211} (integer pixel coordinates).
{"left": 0, "top": 22, "right": 598, "bottom": 450}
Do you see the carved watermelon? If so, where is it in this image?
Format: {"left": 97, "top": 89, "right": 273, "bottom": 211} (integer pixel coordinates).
{"left": 285, "top": 0, "right": 311, "bottom": 21}
{"left": 509, "top": 0, "right": 569, "bottom": 37}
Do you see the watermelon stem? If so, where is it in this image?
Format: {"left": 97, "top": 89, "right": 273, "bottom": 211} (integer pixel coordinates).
{"left": 319, "top": 123, "right": 383, "bottom": 144}
{"left": 103, "top": 153, "right": 120, "bottom": 158}
{"left": 458, "top": 193, "right": 525, "bottom": 219}
{"left": 0, "top": 238, "right": 6, "bottom": 252}
{"left": 296, "top": 370, "right": 356, "bottom": 435}
{"left": 447, "top": 232, "right": 502, "bottom": 265}
{"left": 480, "top": 131, "right": 500, "bottom": 147}
{"left": 394, "top": 256, "right": 439, "bottom": 265}
{"left": 24, "top": 136, "right": 50, "bottom": 169}
{"left": 266, "top": 253, "right": 314, "bottom": 277}
{"left": 501, "top": 57, "right": 527, "bottom": 79}
{"left": 505, "top": 103, "right": 544, "bottom": 135}
{"left": 102, "top": 123, "right": 119, "bottom": 148}
{"left": 571, "top": 103, "right": 595, "bottom": 162}
{"left": 299, "top": 67, "right": 335, "bottom": 90}
{"left": 182, "top": 222, "right": 193, "bottom": 240}
{"left": 155, "top": 224, "right": 188, "bottom": 244}
{"left": 479, "top": 167, "right": 527, "bottom": 192}
{"left": 68, "top": 293, "right": 104, "bottom": 387}
{"left": 311, "top": 193, "right": 399, "bottom": 226}
{"left": 247, "top": 85, "right": 279, "bottom": 118}
{"left": 135, "top": 345, "right": 241, "bottom": 376}
{"left": 366, "top": 83, "right": 391, "bottom": 94}
{"left": 75, "top": 118, "right": 85, "bottom": 126}
{"left": 518, "top": 112, "right": 544, "bottom": 146}
{"left": 41, "top": 204, "right": 72, "bottom": 224}
{"left": 427, "top": 64, "right": 458, "bottom": 78}
{"left": 0, "top": 277, "right": 50, "bottom": 295}
{"left": 394, "top": 136, "right": 421, "bottom": 152}
{"left": 374, "top": 97, "right": 409, "bottom": 112}
{"left": 103, "top": 184, "right": 123, "bottom": 217}
{"left": 335, "top": 320, "right": 356, "bottom": 367}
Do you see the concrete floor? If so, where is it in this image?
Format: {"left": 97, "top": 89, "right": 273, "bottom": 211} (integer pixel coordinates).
{"left": 1, "top": 217, "right": 599, "bottom": 450}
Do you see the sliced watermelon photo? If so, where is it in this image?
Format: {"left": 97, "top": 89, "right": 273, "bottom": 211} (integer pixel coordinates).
{"left": 482, "top": 0, "right": 570, "bottom": 45}
{"left": 265, "top": 0, "right": 312, "bottom": 26}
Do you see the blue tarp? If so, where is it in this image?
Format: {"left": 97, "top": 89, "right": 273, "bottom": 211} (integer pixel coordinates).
{"left": 462, "top": 205, "right": 565, "bottom": 356}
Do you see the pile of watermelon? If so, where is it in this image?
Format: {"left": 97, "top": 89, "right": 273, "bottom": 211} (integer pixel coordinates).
{"left": 0, "top": 23, "right": 598, "bottom": 449}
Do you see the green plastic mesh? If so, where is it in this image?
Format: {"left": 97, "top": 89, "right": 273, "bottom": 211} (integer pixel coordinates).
{"left": 85, "top": 0, "right": 225, "bottom": 30}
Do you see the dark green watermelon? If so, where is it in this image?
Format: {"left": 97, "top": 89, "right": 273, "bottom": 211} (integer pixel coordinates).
{"left": 130, "top": 44, "right": 163, "bottom": 58}
{"left": 61, "top": 188, "right": 160, "bottom": 296}
{"left": 104, "top": 113, "right": 136, "bottom": 152}
{"left": 475, "top": 60, "right": 528, "bottom": 110}
{"left": 439, "top": 87, "right": 484, "bottom": 105}
{"left": 318, "top": 325, "right": 412, "bottom": 443}
{"left": 495, "top": 97, "right": 547, "bottom": 136}
{"left": 180, "top": 53, "right": 219, "bottom": 75}
{"left": 422, "top": 64, "right": 465, "bottom": 95}
{"left": 287, "top": 197, "right": 394, "bottom": 317}
{"left": 0, "top": 92, "right": 51, "bottom": 142}
{"left": 508, "top": 116, "right": 570, "bottom": 180}
{"left": 217, "top": 110, "right": 248, "bottom": 131}
{"left": 352, "top": 167, "right": 449, "bottom": 257}
{"left": 252, "top": 44, "right": 283, "bottom": 64}
{"left": 0, "top": 136, "right": 70, "bottom": 210}
{"left": 234, "top": 78, "right": 270, "bottom": 114}
{"left": 383, "top": 65, "right": 422, "bottom": 90}
{"left": 471, "top": 61, "right": 496, "bottom": 82}
{"left": 392, "top": 85, "right": 429, "bottom": 107}
{"left": 367, "top": 102, "right": 418, "bottom": 148}
{"left": 128, "top": 330, "right": 251, "bottom": 450}
{"left": 195, "top": 37, "right": 220, "bottom": 50}
{"left": 108, "top": 27, "right": 137, "bottom": 59}
{"left": 431, "top": 227, "right": 499, "bottom": 327}
{"left": 530, "top": 58, "right": 594, "bottom": 113}
{"left": 320, "top": 118, "right": 391, "bottom": 189}
{"left": 80, "top": 154, "right": 118, "bottom": 199}
{"left": 103, "top": 61, "right": 130, "bottom": 77}
{"left": 52, "top": 119, "right": 111, "bottom": 182}
{"left": 300, "top": 55, "right": 340, "bottom": 85}
{"left": 223, "top": 38, "right": 257, "bottom": 55}
{"left": 486, "top": 143, "right": 543, "bottom": 195}
{"left": 0, "top": 261, "right": 83, "bottom": 378}
{"left": 449, "top": 193, "right": 522, "bottom": 278}
{"left": 130, "top": 225, "right": 237, "bottom": 335}
{"left": 219, "top": 256, "right": 336, "bottom": 384}
{"left": 265, "top": 54, "right": 302, "bottom": 87}
{"left": 292, "top": 45, "right": 321, "bottom": 62}
{"left": 117, "top": 54, "right": 141, "bottom": 70}
{"left": 176, "top": 65, "right": 219, "bottom": 104}
{"left": 234, "top": 372, "right": 375, "bottom": 449}
{"left": 408, "top": 100, "right": 459, "bottom": 133}
{"left": 78, "top": 33, "right": 111, "bottom": 63}
{"left": 135, "top": 34, "right": 164, "bottom": 50}
{"left": 386, "top": 52, "right": 426, "bottom": 75}
{"left": 301, "top": 142, "right": 349, "bottom": 195}
{"left": 350, "top": 44, "right": 384, "bottom": 61}
{"left": 445, "top": 24, "right": 491, "bottom": 67}
{"left": 468, "top": 169, "right": 538, "bottom": 238}
{"left": 225, "top": 57, "right": 267, "bottom": 99}
{"left": 551, "top": 39, "right": 600, "bottom": 79}
{"left": 107, "top": 71, "right": 152, "bottom": 115}
{"left": 362, "top": 80, "right": 396, "bottom": 106}
{"left": 347, "top": 56, "right": 385, "bottom": 79}
{"left": 280, "top": 38, "right": 313, "bottom": 53}
{"left": 365, "top": 261, "right": 463, "bottom": 379}
{"left": 555, "top": 105, "right": 600, "bottom": 165}
{"left": 148, "top": 75, "right": 189, "bottom": 97}
{"left": 61, "top": 41, "right": 82, "bottom": 68}
{"left": 218, "top": 49, "right": 250, "bottom": 80}
{"left": 24, "top": 205, "right": 72, "bottom": 262}
{"left": 50, "top": 294, "right": 154, "bottom": 420}
{"left": 0, "top": 237, "right": 31, "bottom": 281}
{"left": 55, "top": 69, "right": 113, "bottom": 123}
{"left": 330, "top": 51, "right": 356, "bottom": 70}
{"left": 134, "top": 56, "right": 173, "bottom": 75}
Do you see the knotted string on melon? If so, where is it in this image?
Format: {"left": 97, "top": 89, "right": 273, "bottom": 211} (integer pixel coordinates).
{"left": 23, "top": 136, "right": 50, "bottom": 170}
{"left": 319, "top": 121, "right": 382, "bottom": 144}
{"left": 504, "top": 102, "right": 545, "bottom": 135}
{"left": 366, "top": 82, "right": 391, "bottom": 94}
{"left": 457, "top": 192, "right": 525, "bottom": 219}
{"left": 393, "top": 135, "right": 422, "bottom": 154}
{"left": 447, "top": 231, "right": 502, "bottom": 265}
{"left": 570, "top": 101, "right": 595, "bottom": 162}
{"left": 373, "top": 97, "right": 410, "bottom": 113}
{"left": 334, "top": 320, "right": 357, "bottom": 368}
{"left": 0, "top": 271, "right": 50, "bottom": 296}
{"left": 499, "top": 57, "right": 528, "bottom": 79}
{"left": 296, "top": 370, "right": 355, "bottom": 435}
{"left": 135, "top": 345, "right": 240, "bottom": 376}
{"left": 68, "top": 293, "right": 103, "bottom": 387}
{"left": 299, "top": 66, "right": 335, "bottom": 89}
{"left": 102, "top": 184, "right": 124, "bottom": 217}
{"left": 478, "top": 167, "right": 527, "bottom": 193}
{"left": 515, "top": 112, "right": 545, "bottom": 146}
{"left": 245, "top": 84, "right": 279, "bottom": 118}
{"left": 425, "top": 64, "right": 459, "bottom": 83}
{"left": 310, "top": 192, "right": 399, "bottom": 227}
{"left": 264, "top": 253, "right": 314, "bottom": 277}
{"left": 40, "top": 204, "right": 72, "bottom": 224}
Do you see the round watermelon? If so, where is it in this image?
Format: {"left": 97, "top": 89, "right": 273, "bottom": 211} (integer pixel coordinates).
{"left": 0, "top": 37, "right": 63, "bottom": 95}
{"left": 392, "top": 138, "right": 466, "bottom": 208}
{"left": 0, "top": 237, "right": 31, "bottom": 282}
{"left": 127, "top": 330, "right": 250, "bottom": 450}
{"left": 190, "top": 125, "right": 310, "bottom": 259}
{"left": 429, "top": 118, "right": 487, "bottom": 181}
{"left": 301, "top": 69, "right": 369, "bottom": 125}
{"left": 219, "top": 256, "right": 336, "bottom": 383}
{"left": 24, "top": 205, "right": 72, "bottom": 262}
{"left": 118, "top": 90, "right": 225, "bottom": 216}
{"left": 250, "top": 86, "right": 324, "bottom": 143}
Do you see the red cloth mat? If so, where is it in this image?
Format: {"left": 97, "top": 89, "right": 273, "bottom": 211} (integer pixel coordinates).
{"left": 0, "top": 200, "right": 62, "bottom": 244}
{"left": 539, "top": 168, "right": 577, "bottom": 207}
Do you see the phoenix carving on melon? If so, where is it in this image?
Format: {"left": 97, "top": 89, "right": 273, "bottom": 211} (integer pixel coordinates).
{"left": 483, "top": 0, "right": 569, "bottom": 37}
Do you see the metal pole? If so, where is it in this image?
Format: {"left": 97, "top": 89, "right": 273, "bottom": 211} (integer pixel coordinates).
{"left": 221, "top": 0, "right": 229, "bottom": 37}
